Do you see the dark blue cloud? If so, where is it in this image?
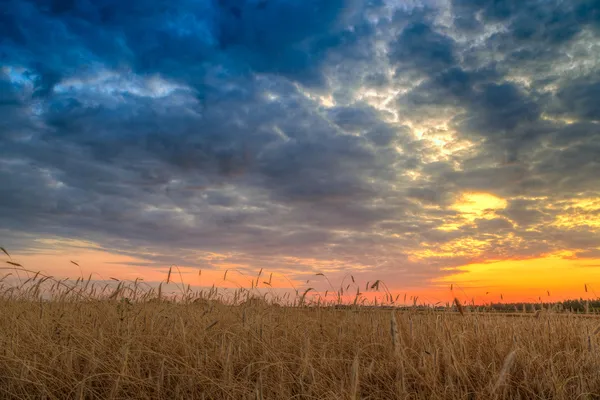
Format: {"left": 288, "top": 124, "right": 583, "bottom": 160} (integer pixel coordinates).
{"left": 328, "top": 103, "right": 408, "bottom": 146}
{"left": 1, "top": 0, "right": 380, "bottom": 93}
{"left": 390, "top": 22, "right": 456, "bottom": 76}
{"left": 460, "top": 82, "right": 541, "bottom": 134}
{"left": 214, "top": 0, "right": 372, "bottom": 87}
{"left": 556, "top": 77, "right": 600, "bottom": 121}
{"left": 452, "top": 0, "right": 597, "bottom": 68}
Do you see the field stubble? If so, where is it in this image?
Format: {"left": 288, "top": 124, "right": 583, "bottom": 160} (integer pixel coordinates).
{"left": 0, "top": 266, "right": 599, "bottom": 399}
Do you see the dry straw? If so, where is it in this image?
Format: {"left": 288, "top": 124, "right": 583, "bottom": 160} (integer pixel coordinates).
{"left": 492, "top": 350, "right": 517, "bottom": 393}
{"left": 0, "top": 257, "right": 597, "bottom": 399}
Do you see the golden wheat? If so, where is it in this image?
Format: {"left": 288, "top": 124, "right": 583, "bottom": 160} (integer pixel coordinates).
{"left": 0, "top": 265, "right": 598, "bottom": 399}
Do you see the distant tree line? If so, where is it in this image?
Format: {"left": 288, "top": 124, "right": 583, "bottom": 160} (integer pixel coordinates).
{"left": 328, "top": 298, "right": 600, "bottom": 313}
{"left": 487, "top": 298, "right": 600, "bottom": 313}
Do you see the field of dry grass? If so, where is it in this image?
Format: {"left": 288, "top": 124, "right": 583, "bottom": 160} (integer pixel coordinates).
{"left": 1, "top": 265, "right": 600, "bottom": 399}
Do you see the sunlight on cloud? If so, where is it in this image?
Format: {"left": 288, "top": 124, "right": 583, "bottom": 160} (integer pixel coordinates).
{"left": 540, "top": 114, "right": 579, "bottom": 125}
{"left": 353, "top": 84, "right": 401, "bottom": 122}
{"left": 436, "top": 192, "right": 507, "bottom": 231}
{"left": 403, "top": 169, "right": 423, "bottom": 182}
{"left": 293, "top": 84, "right": 337, "bottom": 108}
{"left": 551, "top": 198, "right": 600, "bottom": 230}
{"left": 319, "top": 94, "right": 336, "bottom": 108}
{"left": 405, "top": 120, "right": 478, "bottom": 163}
{"left": 451, "top": 193, "right": 507, "bottom": 219}
{"left": 410, "top": 237, "right": 491, "bottom": 260}
{"left": 424, "top": 131, "right": 475, "bottom": 163}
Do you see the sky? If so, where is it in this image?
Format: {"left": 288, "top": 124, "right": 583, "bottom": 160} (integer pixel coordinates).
{"left": 1, "top": 0, "right": 600, "bottom": 303}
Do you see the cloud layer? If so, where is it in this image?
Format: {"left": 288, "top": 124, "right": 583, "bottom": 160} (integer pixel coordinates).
{"left": 1, "top": 0, "right": 599, "bottom": 287}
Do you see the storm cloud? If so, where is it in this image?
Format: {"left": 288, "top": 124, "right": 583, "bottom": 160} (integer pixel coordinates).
{"left": 1, "top": 0, "right": 599, "bottom": 288}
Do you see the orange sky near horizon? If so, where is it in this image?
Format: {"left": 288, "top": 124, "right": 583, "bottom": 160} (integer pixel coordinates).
{"left": 3, "top": 191, "right": 599, "bottom": 304}
{"left": 3, "top": 189, "right": 599, "bottom": 305}
{"left": 434, "top": 256, "right": 600, "bottom": 304}
{"left": 4, "top": 241, "right": 600, "bottom": 305}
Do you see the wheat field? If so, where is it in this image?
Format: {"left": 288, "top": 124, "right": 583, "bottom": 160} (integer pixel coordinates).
{"left": 0, "top": 266, "right": 599, "bottom": 399}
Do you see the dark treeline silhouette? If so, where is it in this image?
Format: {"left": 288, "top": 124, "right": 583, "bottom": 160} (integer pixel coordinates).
{"left": 486, "top": 298, "right": 600, "bottom": 313}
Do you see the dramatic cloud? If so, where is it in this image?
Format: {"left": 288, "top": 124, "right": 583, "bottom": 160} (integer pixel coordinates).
{"left": 1, "top": 0, "right": 599, "bottom": 291}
